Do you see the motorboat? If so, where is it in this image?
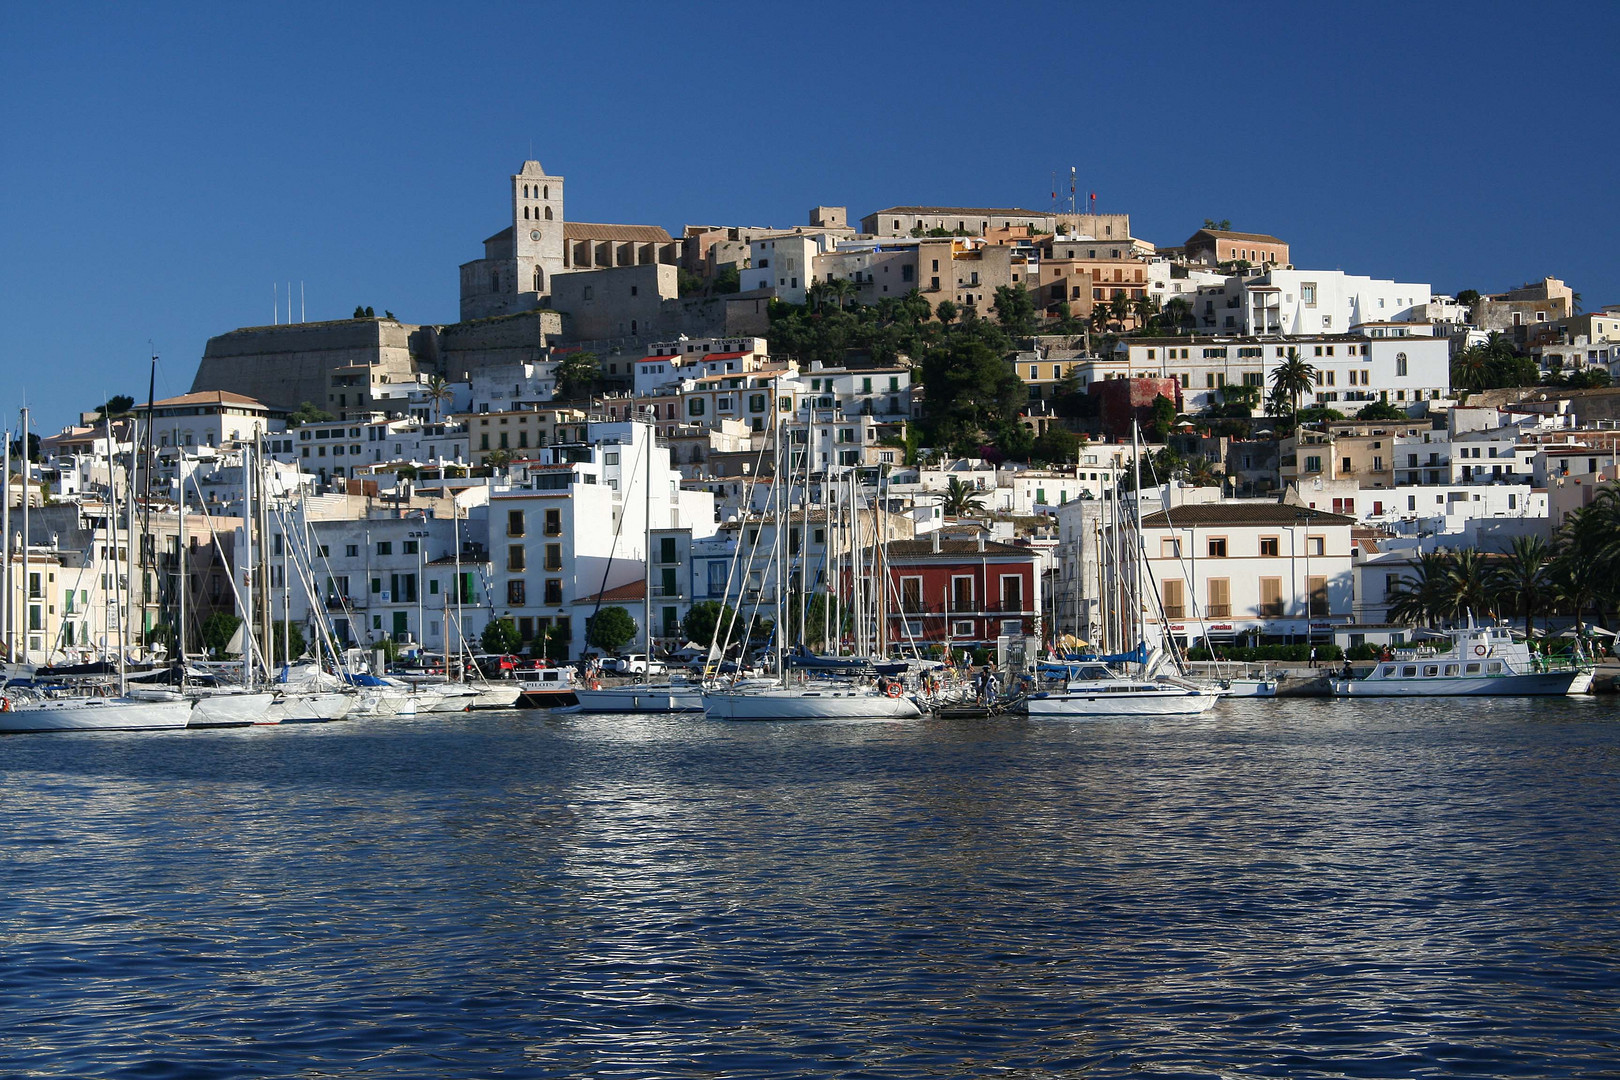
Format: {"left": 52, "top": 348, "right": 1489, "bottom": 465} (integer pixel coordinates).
{"left": 188, "top": 689, "right": 277, "bottom": 726}
{"left": 1026, "top": 662, "right": 1221, "bottom": 718}
{"left": 1330, "top": 624, "right": 1593, "bottom": 697}
{"left": 515, "top": 665, "right": 579, "bottom": 708}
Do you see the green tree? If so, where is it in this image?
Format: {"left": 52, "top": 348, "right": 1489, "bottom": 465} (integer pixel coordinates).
{"left": 1494, "top": 535, "right": 1553, "bottom": 639}
{"left": 991, "top": 285, "right": 1036, "bottom": 338}
{"left": 544, "top": 623, "right": 571, "bottom": 662}
{"left": 1269, "top": 347, "right": 1318, "bottom": 417}
{"left": 201, "top": 612, "right": 243, "bottom": 657}
{"left": 485, "top": 448, "right": 513, "bottom": 470}
{"left": 1355, "top": 401, "right": 1407, "bottom": 421}
{"left": 1032, "top": 426, "right": 1081, "bottom": 465}
{"left": 1145, "top": 393, "right": 1177, "bottom": 441}
{"left": 1385, "top": 551, "right": 1455, "bottom": 628}
{"left": 1442, "top": 548, "right": 1498, "bottom": 623}
{"left": 586, "top": 606, "right": 638, "bottom": 652}
{"left": 994, "top": 421, "right": 1035, "bottom": 462}
{"left": 1455, "top": 289, "right": 1481, "bottom": 306}
{"left": 481, "top": 617, "right": 522, "bottom": 655}
{"left": 97, "top": 395, "right": 136, "bottom": 419}
{"left": 935, "top": 299, "right": 958, "bottom": 325}
{"left": 271, "top": 621, "right": 306, "bottom": 664}
{"left": 681, "top": 601, "right": 735, "bottom": 648}
{"left": 424, "top": 373, "right": 454, "bottom": 422}
{"left": 554, "top": 351, "right": 601, "bottom": 400}
{"left": 287, "top": 401, "right": 335, "bottom": 428}
{"left": 713, "top": 265, "right": 741, "bottom": 294}
{"left": 1203, "top": 218, "right": 1233, "bottom": 231}
{"left": 942, "top": 476, "right": 986, "bottom": 516}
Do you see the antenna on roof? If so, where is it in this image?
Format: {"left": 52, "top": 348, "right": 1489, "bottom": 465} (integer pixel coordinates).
{"left": 273, "top": 282, "right": 278, "bottom": 325}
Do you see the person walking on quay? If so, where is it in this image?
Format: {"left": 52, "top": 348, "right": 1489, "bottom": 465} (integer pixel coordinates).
{"left": 1309, "top": 646, "right": 1318, "bottom": 668}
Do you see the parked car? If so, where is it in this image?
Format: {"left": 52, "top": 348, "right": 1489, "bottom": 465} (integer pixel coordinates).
{"left": 601, "top": 654, "right": 667, "bottom": 676}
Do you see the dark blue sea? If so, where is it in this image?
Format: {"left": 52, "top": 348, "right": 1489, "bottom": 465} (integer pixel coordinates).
{"left": 3, "top": 698, "right": 1619, "bottom": 1078}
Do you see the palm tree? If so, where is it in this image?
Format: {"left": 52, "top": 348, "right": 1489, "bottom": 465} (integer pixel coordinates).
{"left": 1163, "top": 296, "right": 1191, "bottom": 333}
{"left": 1494, "top": 534, "right": 1552, "bottom": 638}
{"left": 1269, "top": 347, "right": 1318, "bottom": 418}
{"left": 1386, "top": 550, "right": 1455, "bottom": 628}
{"left": 1108, "top": 293, "right": 1131, "bottom": 329}
{"left": 1443, "top": 548, "right": 1497, "bottom": 624}
{"left": 1132, "top": 294, "right": 1159, "bottom": 330}
{"left": 425, "top": 374, "right": 453, "bottom": 423}
{"left": 942, "top": 476, "right": 986, "bottom": 517}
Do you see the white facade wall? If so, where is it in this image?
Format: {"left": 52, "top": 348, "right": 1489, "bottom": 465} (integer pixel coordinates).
{"left": 741, "top": 235, "right": 826, "bottom": 303}
{"left": 1196, "top": 270, "right": 1432, "bottom": 336}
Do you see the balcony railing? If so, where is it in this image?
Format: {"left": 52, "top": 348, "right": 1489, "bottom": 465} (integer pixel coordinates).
{"left": 651, "top": 584, "right": 685, "bottom": 599}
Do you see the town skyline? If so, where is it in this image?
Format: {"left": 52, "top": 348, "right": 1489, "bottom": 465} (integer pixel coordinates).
{"left": 3, "top": 1, "right": 1617, "bottom": 429}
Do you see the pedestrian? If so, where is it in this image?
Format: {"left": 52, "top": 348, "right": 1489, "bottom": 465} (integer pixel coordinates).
{"left": 1309, "top": 646, "right": 1318, "bottom": 668}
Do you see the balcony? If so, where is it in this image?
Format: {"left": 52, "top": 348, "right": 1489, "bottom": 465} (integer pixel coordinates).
{"left": 651, "top": 584, "right": 686, "bottom": 599}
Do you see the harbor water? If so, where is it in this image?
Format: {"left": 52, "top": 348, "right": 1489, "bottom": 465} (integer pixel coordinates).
{"left": 2, "top": 697, "right": 1619, "bottom": 1077}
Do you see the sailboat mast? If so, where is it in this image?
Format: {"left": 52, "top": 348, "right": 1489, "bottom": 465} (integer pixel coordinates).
{"left": 19, "top": 408, "right": 29, "bottom": 666}
{"left": 2, "top": 425, "right": 9, "bottom": 665}
{"left": 643, "top": 415, "right": 653, "bottom": 669}
{"left": 177, "top": 444, "right": 186, "bottom": 667}
{"left": 242, "top": 441, "right": 255, "bottom": 689}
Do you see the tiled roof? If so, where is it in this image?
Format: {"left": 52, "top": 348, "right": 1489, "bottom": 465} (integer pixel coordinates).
{"left": 1189, "top": 229, "right": 1286, "bottom": 244}
{"left": 154, "top": 390, "right": 268, "bottom": 410}
{"left": 885, "top": 539, "right": 1036, "bottom": 559}
{"left": 564, "top": 222, "right": 672, "bottom": 243}
{"left": 1139, "top": 504, "right": 1354, "bottom": 528}
{"left": 572, "top": 579, "right": 646, "bottom": 605}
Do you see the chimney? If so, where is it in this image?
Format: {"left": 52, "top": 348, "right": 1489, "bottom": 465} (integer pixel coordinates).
{"left": 931, "top": 529, "right": 941, "bottom": 553}
{"left": 976, "top": 533, "right": 985, "bottom": 552}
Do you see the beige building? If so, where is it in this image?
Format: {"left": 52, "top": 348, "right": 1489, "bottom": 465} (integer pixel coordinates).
{"left": 462, "top": 406, "right": 591, "bottom": 466}
{"left": 1473, "top": 276, "right": 1576, "bottom": 333}
{"left": 1181, "top": 229, "right": 1290, "bottom": 268}
{"left": 1281, "top": 418, "right": 1433, "bottom": 491}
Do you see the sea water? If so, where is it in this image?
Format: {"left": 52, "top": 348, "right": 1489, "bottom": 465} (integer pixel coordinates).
{"left": 2, "top": 697, "right": 1617, "bottom": 1077}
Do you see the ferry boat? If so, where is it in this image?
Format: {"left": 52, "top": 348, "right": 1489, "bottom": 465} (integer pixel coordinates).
{"left": 1329, "top": 624, "right": 1592, "bottom": 697}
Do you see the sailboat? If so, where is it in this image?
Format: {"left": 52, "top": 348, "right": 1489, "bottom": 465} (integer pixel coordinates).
{"left": 0, "top": 405, "right": 194, "bottom": 733}
{"left": 573, "top": 414, "right": 703, "bottom": 713}
{"left": 1026, "top": 427, "right": 1220, "bottom": 719}
{"left": 703, "top": 408, "right": 920, "bottom": 722}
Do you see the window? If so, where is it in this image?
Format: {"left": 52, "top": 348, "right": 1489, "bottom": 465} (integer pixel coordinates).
{"left": 1207, "top": 578, "right": 1231, "bottom": 617}
{"left": 403, "top": 540, "right": 418, "bottom": 555}
{"left": 344, "top": 543, "right": 358, "bottom": 557}
{"left": 1396, "top": 352, "right": 1408, "bottom": 377}
{"left": 1308, "top": 575, "right": 1328, "bottom": 617}
{"left": 1308, "top": 536, "right": 1325, "bottom": 557}
{"left": 507, "top": 510, "right": 525, "bottom": 537}
{"left": 1259, "top": 577, "right": 1284, "bottom": 617}
{"left": 1207, "top": 537, "right": 1227, "bottom": 558}
{"left": 1160, "top": 538, "right": 1182, "bottom": 558}
{"left": 544, "top": 509, "right": 562, "bottom": 536}
{"left": 951, "top": 575, "right": 974, "bottom": 612}
{"left": 901, "top": 577, "right": 923, "bottom": 613}
{"left": 1259, "top": 537, "right": 1280, "bottom": 557}
{"left": 1162, "top": 579, "right": 1185, "bottom": 620}
{"left": 544, "top": 579, "right": 563, "bottom": 605}
{"left": 507, "top": 580, "right": 526, "bottom": 605}
{"left": 1000, "top": 575, "right": 1023, "bottom": 612}
{"left": 1301, "top": 283, "right": 1317, "bottom": 306}
{"left": 508, "top": 545, "right": 525, "bottom": 571}
{"left": 376, "top": 542, "right": 392, "bottom": 556}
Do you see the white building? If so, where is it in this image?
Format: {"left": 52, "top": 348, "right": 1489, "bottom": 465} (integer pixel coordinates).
{"left": 739, "top": 234, "right": 832, "bottom": 304}
{"left": 1137, "top": 502, "right": 1356, "bottom": 647}
{"left": 1195, "top": 269, "right": 1433, "bottom": 336}
{"left": 635, "top": 337, "right": 770, "bottom": 396}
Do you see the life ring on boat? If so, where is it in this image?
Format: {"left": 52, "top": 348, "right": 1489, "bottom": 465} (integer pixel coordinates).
{"left": 590, "top": 680, "right": 601, "bottom": 691}
{"left": 0, "top": 697, "right": 8, "bottom": 712}
{"left": 1473, "top": 645, "right": 1487, "bottom": 656}
{"left": 885, "top": 682, "right": 902, "bottom": 699}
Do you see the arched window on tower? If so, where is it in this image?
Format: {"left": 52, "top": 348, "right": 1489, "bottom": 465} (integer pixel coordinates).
{"left": 491, "top": 271, "right": 500, "bottom": 293}
{"left": 523, "top": 206, "right": 529, "bottom": 220}
{"left": 533, "top": 266, "right": 542, "bottom": 293}
{"left": 524, "top": 184, "right": 530, "bottom": 198}
{"left": 544, "top": 206, "right": 553, "bottom": 220}
{"left": 543, "top": 185, "right": 549, "bottom": 199}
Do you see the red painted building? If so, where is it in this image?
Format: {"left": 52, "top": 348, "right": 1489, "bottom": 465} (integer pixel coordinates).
{"left": 877, "top": 536, "right": 1042, "bottom": 647}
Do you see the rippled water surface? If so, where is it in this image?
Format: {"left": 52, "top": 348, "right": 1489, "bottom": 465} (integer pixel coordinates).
{"left": 3, "top": 698, "right": 1620, "bottom": 1077}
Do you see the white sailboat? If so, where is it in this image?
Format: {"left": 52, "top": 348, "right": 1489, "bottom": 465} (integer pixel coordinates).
{"left": 703, "top": 410, "right": 921, "bottom": 722}
{"left": 0, "top": 406, "right": 193, "bottom": 734}
{"left": 1028, "top": 427, "right": 1221, "bottom": 720}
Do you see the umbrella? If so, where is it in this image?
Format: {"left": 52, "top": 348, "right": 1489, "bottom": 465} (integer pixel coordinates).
{"left": 1587, "top": 626, "right": 1616, "bottom": 638}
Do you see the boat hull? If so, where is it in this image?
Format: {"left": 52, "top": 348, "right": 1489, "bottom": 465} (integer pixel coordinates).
{"left": 573, "top": 685, "right": 704, "bottom": 713}
{"left": 268, "top": 691, "right": 354, "bottom": 722}
{"left": 1026, "top": 687, "right": 1221, "bottom": 717}
{"left": 704, "top": 687, "right": 922, "bottom": 721}
{"left": 1330, "top": 670, "right": 1590, "bottom": 697}
{"left": 0, "top": 697, "right": 194, "bottom": 733}
{"left": 469, "top": 683, "right": 523, "bottom": 710}
{"left": 190, "top": 691, "right": 277, "bottom": 727}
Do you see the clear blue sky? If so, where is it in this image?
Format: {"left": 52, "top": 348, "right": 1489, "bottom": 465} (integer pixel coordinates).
{"left": 3, "top": 1, "right": 1616, "bottom": 432}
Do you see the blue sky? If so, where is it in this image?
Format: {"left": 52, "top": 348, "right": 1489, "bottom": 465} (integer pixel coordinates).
{"left": 2, "top": 1, "right": 1616, "bottom": 431}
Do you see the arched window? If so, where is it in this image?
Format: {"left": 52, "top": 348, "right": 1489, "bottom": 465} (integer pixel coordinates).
{"left": 523, "top": 206, "right": 529, "bottom": 220}
{"left": 533, "top": 266, "right": 542, "bottom": 292}
{"left": 543, "top": 185, "right": 549, "bottom": 199}
{"left": 491, "top": 271, "right": 500, "bottom": 293}
{"left": 544, "top": 206, "right": 553, "bottom": 220}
